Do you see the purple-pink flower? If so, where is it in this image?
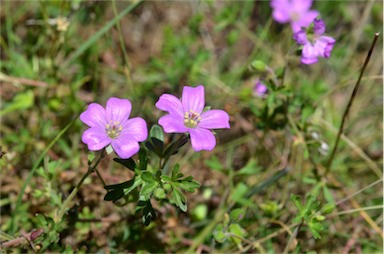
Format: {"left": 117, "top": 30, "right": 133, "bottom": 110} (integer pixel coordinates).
{"left": 155, "top": 85, "right": 230, "bottom": 152}
{"left": 270, "top": 0, "right": 319, "bottom": 32}
{"left": 293, "top": 18, "right": 336, "bottom": 64}
{"left": 80, "top": 97, "right": 148, "bottom": 159}
{"left": 254, "top": 80, "right": 268, "bottom": 97}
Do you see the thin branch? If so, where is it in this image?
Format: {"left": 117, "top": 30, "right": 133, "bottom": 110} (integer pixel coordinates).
{"left": 1, "top": 228, "right": 44, "bottom": 249}
{"left": 325, "top": 32, "right": 380, "bottom": 175}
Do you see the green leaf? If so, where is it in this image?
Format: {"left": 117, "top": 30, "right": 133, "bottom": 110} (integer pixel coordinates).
{"left": 141, "top": 171, "right": 156, "bottom": 183}
{"left": 145, "top": 137, "right": 164, "bottom": 158}
{"left": 236, "top": 159, "right": 262, "bottom": 176}
{"left": 290, "top": 194, "right": 304, "bottom": 212}
{"left": 104, "top": 188, "right": 124, "bottom": 202}
{"left": 204, "top": 156, "right": 224, "bottom": 171}
{"left": 154, "top": 187, "right": 166, "bottom": 200}
{"left": 113, "top": 157, "right": 136, "bottom": 171}
{"left": 149, "top": 124, "right": 164, "bottom": 142}
{"left": 246, "top": 167, "right": 289, "bottom": 197}
{"left": 250, "top": 59, "right": 267, "bottom": 72}
{"left": 213, "top": 224, "right": 227, "bottom": 243}
{"left": 87, "top": 152, "right": 95, "bottom": 165}
{"left": 229, "top": 208, "right": 245, "bottom": 222}
{"left": 171, "top": 164, "right": 183, "bottom": 180}
{"left": 137, "top": 200, "right": 157, "bottom": 226}
{"left": 175, "top": 179, "right": 201, "bottom": 193}
{"left": 193, "top": 204, "right": 208, "bottom": 220}
{"left": 321, "top": 203, "right": 335, "bottom": 215}
{"left": 140, "top": 182, "right": 158, "bottom": 197}
{"left": 229, "top": 223, "right": 246, "bottom": 244}
{"left": 104, "top": 179, "right": 134, "bottom": 190}
{"left": 139, "top": 147, "right": 148, "bottom": 171}
{"left": 322, "top": 186, "right": 335, "bottom": 205}
{"left": 230, "top": 183, "right": 248, "bottom": 203}
{"left": 123, "top": 177, "right": 142, "bottom": 196}
{"left": 163, "top": 136, "right": 188, "bottom": 158}
{"left": 308, "top": 221, "right": 323, "bottom": 239}
{"left": 0, "top": 90, "right": 34, "bottom": 116}
{"left": 161, "top": 175, "right": 172, "bottom": 182}
{"left": 172, "top": 187, "right": 187, "bottom": 212}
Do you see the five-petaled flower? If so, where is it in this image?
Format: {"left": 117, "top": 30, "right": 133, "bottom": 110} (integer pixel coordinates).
{"left": 270, "top": 0, "right": 319, "bottom": 32}
{"left": 293, "top": 18, "right": 335, "bottom": 64}
{"left": 80, "top": 97, "right": 148, "bottom": 159}
{"left": 155, "top": 85, "right": 230, "bottom": 152}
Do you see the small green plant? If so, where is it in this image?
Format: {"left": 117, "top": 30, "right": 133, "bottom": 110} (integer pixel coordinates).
{"left": 290, "top": 194, "right": 335, "bottom": 239}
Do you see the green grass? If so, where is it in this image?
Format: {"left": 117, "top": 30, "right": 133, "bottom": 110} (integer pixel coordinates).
{"left": 1, "top": 1, "right": 382, "bottom": 253}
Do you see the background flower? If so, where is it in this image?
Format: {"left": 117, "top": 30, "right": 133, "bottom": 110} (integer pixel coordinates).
{"left": 270, "top": 0, "right": 319, "bottom": 32}
{"left": 156, "top": 85, "right": 230, "bottom": 152}
{"left": 80, "top": 97, "right": 148, "bottom": 159}
{"left": 254, "top": 80, "right": 268, "bottom": 97}
{"left": 293, "top": 18, "right": 336, "bottom": 64}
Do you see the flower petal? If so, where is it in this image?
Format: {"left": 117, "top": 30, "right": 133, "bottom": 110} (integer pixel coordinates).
{"left": 182, "top": 85, "right": 205, "bottom": 114}
{"left": 189, "top": 127, "right": 216, "bottom": 152}
{"left": 293, "top": 30, "right": 308, "bottom": 45}
{"left": 270, "top": 0, "right": 291, "bottom": 23}
{"left": 82, "top": 127, "right": 111, "bottom": 150}
{"left": 121, "top": 117, "right": 148, "bottom": 142}
{"left": 106, "top": 97, "right": 132, "bottom": 123}
{"left": 80, "top": 103, "right": 107, "bottom": 128}
{"left": 155, "top": 94, "right": 184, "bottom": 118}
{"left": 158, "top": 114, "right": 188, "bottom": 133}
{"left": 111, "top": 138, "right": 140, "bottom": 159}
{"left": 313, "top": 18, "right": 326, "bottom": 35}
{"left": 292, "top": 10, "right": 319, "bottom": 32}
{"left": 199, "top": 110, "right": 230, "bottom": 129}
{"left": 292, "top": 0, "right": 313, "bottom": 12}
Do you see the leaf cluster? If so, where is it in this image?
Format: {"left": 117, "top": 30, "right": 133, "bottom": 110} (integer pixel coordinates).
{"left": 290, "top": 194, "right": 335, "bottom": 239}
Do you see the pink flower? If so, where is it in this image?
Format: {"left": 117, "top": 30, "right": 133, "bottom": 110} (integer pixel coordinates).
{"left": 80, "top": 97, "right": 148, "bottom": 159}
{"left": 254, "top": 80, "right": 268, "bottom": 97}
{"left": 155, "top": 85, "right": 230, "bottom": 152}
{"left": 270, "top": 0, "right": 319, "bottom": 32}
{"left": 293, "top": 18, "right": 336, "bottom": 64}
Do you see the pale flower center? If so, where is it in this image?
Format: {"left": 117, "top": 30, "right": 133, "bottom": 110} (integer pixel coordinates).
{"left": 290, "top": 11, "right": 300, "bottom": 21}
{"left": 106, "top": 120, "right": 123, "bottom": 139}
{"left": 184, "top": 110, "right": 201, "bottom": 128}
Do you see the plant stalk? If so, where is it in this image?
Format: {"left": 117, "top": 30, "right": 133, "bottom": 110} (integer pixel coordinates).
{"left": 55, "top": 150, "right": 105, "bottom": 223}
{"left": 325, "top": 32, "right": 380, "bottom": 176}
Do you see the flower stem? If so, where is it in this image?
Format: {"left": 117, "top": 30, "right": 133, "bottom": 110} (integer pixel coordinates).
{"left": 55, "top": 150, "right": 105, "bottom": 223}
{"left": 161, "top": 134, "right": 187, "bottom": 173}
{"left": 325, "top": 32, "right": 379, "bottom": 176}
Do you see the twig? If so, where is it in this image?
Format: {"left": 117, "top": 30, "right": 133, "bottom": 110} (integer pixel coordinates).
{"left": 325, "top": 32, "right": 380, "bottom": 176}
{"left": 335, "top": 178, "right": 383, "bottom": 206}
{"left": 283, "top": 219, "right": 304, "bottom": 254}
{"left": 342, "top": 219, "right": 363, "bottom": 254}
{"left": 0, "top": 73, "right": 48, "bottom": 87}
{"left": 1, "top": 228, "right": 44, "bottom": 249}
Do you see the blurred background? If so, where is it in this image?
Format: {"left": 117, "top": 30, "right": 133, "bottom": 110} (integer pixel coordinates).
{"left": 1, "top": 1, "right": 382, "bottom": 252}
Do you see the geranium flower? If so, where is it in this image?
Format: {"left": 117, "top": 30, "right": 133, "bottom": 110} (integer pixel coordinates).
{"left": 254, "top": 80, "right": 268, "bottom": 97}
{"left": 155, "top": 85, "right": 230, "bottom": 152}
{"left": 270, "top": 0, "right": 319, "bottom": 32}
{"left": 293, "top": 18, "right": 336, "bottom": 64}
{"left": 80, "top": 97, "right": 148, "bottom": 159}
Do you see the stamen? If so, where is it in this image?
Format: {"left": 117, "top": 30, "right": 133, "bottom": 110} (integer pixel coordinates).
{"left": 184, "top": 110, "right": 201, "bottom": 128}
{"left": 105, "top": 120, "right": 123, "bottom": 139}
